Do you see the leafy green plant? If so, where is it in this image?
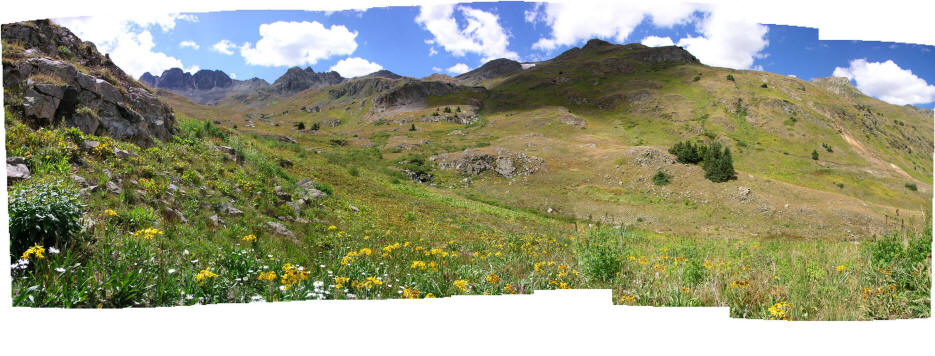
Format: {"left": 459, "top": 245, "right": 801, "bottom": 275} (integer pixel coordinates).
{"left": 652, "top": 170, "right": 671, "bottom": 186}
{"left": 8, "top": 179, "right": 84, "bottom": 258}
{"left": 668, "top": 140, "right": 702, "bottom": 164}
{"left": 812, "top": 150, "right": 819, "bottom": 160}
{"left": 57, "top": 45, "right": 72, "bottom": 58}
{"left": 577, "top": 229, "right": 623, "bottom": 283}
{"left": 726, "top": 74, "right": 735, "bottom": 82}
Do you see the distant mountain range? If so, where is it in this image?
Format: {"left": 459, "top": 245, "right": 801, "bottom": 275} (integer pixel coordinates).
{"left": 137, "top": 58, "right": 539, "bottom": 106}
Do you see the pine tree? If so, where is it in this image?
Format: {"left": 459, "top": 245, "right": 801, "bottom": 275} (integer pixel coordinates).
{"left": 410, "top": 123, "right": 416, "bottom": 131}
{"left": 718, "top": 147, "right": 737, "bottom": 181}
{"left": 811, "top": 150, "right": 819, "bottom": 160}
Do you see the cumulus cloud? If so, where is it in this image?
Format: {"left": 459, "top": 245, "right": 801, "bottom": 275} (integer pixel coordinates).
{"left": 447, "top": 63, "right": 471, "bottom": 75}
{"left": 641, "top": 36, "right": 674, "bottom": 47}
{"left": 432, "top": 66, "right": 443, "bottom": 72}
{"left": 55, "top": 13, "right": 198, "bottom": 78}
{"left": 833, "top": 59, "right": 935, "bottom": 105}
{"left": 212, "top": 40, "right": 236, "bottom": 55}
{"left": 179, "top": 40, "right": 199, "bottom": 50}
{"left": 415, "top": 4, "right": 518, "bottom": 62}
{"left": 330, "top": 57, "right": 383, "bottom": 78}
{"left": 530, "top": 1, "right": 698, "bottom": 51}
{"left": 676, "top": 10, "right": 769, "bottom": 69}
{"left": 240, "top": 21, "right": 358, "bottom": 67}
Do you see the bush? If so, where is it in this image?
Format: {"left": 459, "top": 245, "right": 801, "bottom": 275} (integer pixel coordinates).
{"left": 652, "top": 170, "right": 671, "bottom": 186}
{"left": 822, "top": 143, "right": 833, "bottom": 153}
{"left": 905, "top": 183, "right": 918, "bottom": 191}
{"left": 577, "top": 230, "right": 623, "bottom": 282}
{"left": 409, "top": 123, "right": 416, "bottom": 131}
{"left": 8, "top": 179, "right": 84, "bottom": 258}
{"left": 443, "top": 106, "right": 452, "bottom": 113}
{"left": 314, "top": 182, "right": 334, "bottom": 195}
{"left": 726, "top": 74, "right": 735, "bottom": 82}
{"left": 760, "top": 83, "right": 768, "bottom": 88}
{"left": 311, "top": 122, "right": 320, "bottom": 131}
{"left": 811, "top": 150, "right": 819, "bottom": 160}
{"left": 296, "top": 122, "right": 306, "bottom": 130}
{"left": 57, "top": 45, "right": 72, "bottom": 58}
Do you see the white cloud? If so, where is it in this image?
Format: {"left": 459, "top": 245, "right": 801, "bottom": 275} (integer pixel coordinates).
{"left": 329, "top": 57, "right": 383, "bottom": 78}
{"left": 229, "top": 72, "right": 237, "bottom": 79}
{"left": 428, "top": 47, "right": 438, "bottom": 56}
{"left": 240, "top": 21, "right": 358, "bottom": 67}
{"left": 531, "top": 1, "right": 698, "bottom": 51}
{"left": 415, "top": 4, "right": 518, "bottom": 62}
{"left": 832, "top": 59, "right": 935, "bottom": 105}
{"left": 788, "top": 74, "right": 797, "bottom": 78}
{"left": 447, "top": 63, "right": 471, "bottom": 75}
{"left": 641, "top": 36, "right": 674, "bottom": 47}
{"left": 676, "top": 10, "right": 769, "bottom": 69}
{"left": 179, "top": 40, "right": 199, "bottom": 50}
{"left": 55, "top": 13, "right": 198, "bottom": 78}
{"left": 432, "top": 66, "right": 443, "bottom": 72}
{"left": 212, "top": 40, "right": 236, "bottom": 55}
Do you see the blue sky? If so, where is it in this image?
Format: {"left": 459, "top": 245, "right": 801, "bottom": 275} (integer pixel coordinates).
{"left": 54, "top": 2, "right": 935, "bottom": 108}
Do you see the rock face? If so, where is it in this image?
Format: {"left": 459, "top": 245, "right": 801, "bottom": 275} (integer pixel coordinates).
{"left": 456, "top": 58, "right": 523, "bottom": 86}
{"left": 2, "top": 20, "right": 176, "bottom": 148}
{"left": 272, "top": 66, "right": 344, "bottom": 95}
{"left": 431, "top": 148, "right": 544, "bottom": 178}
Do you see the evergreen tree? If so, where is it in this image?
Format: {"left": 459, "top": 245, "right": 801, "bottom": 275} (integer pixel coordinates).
{"left": 410, "top": 123, "right": 416, "bottom": 131}
{"left": 811, "top": 150, "right": 819, "bottom": 160}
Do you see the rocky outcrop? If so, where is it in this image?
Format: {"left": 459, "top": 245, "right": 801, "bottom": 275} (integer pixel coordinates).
{"left": 2, "top": 20, "right": 177, "bottom": 148}
{"left": 372, "top": 81, "right": 487, "bottom": 112}
{"left": 6, "top": 157, "right": 30, "bottom": 182}
{"left": 810, "top": 77, "right": 863, "bottom": 99}
{"left": 362, "top": 70, "right": 403, "bottom": 80}
{"left": 271, "top": 66, "right": 344, "bottom": 95}
{"left": 430, "top": 148, "right": 544, "bottom": 178}
{"left": 456, "top": 58, "right": 522, "bottom": 86}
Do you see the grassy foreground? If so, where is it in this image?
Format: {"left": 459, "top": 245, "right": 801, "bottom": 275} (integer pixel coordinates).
{"left": 6, "top": 114, "right": 931, "bottom": 320}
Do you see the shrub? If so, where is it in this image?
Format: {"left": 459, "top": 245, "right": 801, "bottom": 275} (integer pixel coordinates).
{"left": 811, "top": 150, "right": 819, "bottom": 160}
{"left": 311, "top": 122, "right": 320, "bottom": 131}
{"left": 116, "top": 206, "right": 159, "bottom": 232}
{"left": 349, "top": 167, "right": 360, "bottom": 177}
{"left": 822, "top": 143, "right": 833, "bottom": 153}
{"left": 726, "top": 74, "right": 735, "bottom": 82}
{"left": 760, "top": 83, "right": 768, "bottom": 88}
{"left": 57, "top": 45, "right": 72, "bottom": 58}
{"left": 652, "top": 170, "right": 671, "bottom": 186}
{"left": 8, "top": 179, "right": 84, "bottom": 258}
{"left": 296, "top": 122, "right": 306, "bottom": 130}
{"left": 443, "top": 106, "right": 452, "bottom": 113}
{"left": 456, "top": 106, "right": 462, "bottom": 112}
{"left": 577, "top": 230, "right": 623, "bottom": 282}
{"left": 905, "top": 183, "right": 918, "bottom": 191}
{"left": 314, "top": 182, "right": 334, "bottom": 195}
{"left": 693, "top": 75, "right": 701, "bottom": 82}
{"left": 410, "top": 123, "right": 416, "bottom": 131}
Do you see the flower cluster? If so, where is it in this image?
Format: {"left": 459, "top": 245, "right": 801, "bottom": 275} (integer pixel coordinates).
{"left": 257, "top": 271, "right": 277, "bottom": 282}
{"left": 242, "top": 234, "right": 257, "bottom": 243}
{"left": 281, "top": 264, "right": 309, "bottom": 290}
{"left": 132, "top": 227, "right": 164, "bottom": 240}
{"left": 768, "top": 301, "right": 792, "bottom": 320}
{"left": 195, "top": 269, "right": 219, "bottom": 285}
{"left": 21, "top": 244, "right": 46, "bottom": 260}
{"left": 453, "top": 279, "right": 469, "bottom": 292}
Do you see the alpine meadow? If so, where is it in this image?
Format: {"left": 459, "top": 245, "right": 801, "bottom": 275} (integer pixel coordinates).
{"left": 3, "top": 3, "right": 933, "bottom": 322}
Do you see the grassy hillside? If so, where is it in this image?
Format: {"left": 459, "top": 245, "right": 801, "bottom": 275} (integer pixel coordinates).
{"left": 6, "top": 34, "right": 931, "bottom": 319}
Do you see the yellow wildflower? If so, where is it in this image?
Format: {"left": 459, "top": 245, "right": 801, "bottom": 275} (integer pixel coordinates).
{"left": 21, "top": 244, "right": 46, "bottom": 260}
{"left": 402, "top": 286, "right": 421, "bottom": 299}
{"left": 280, "top": 263, "right": 309, "bottom": 289}
{"left": 424, "top": 293, "right": 436, "bottom": 298}
{"left": 103, "top": 209, "right": 118, "bottom": 217}
{"left": 242, "top": 234, "right": 257, "bottom": 243}
{"left": 195, "top": 269, "right": 219, "bottom": 285}
{"left": 835, "top": 265, "right": 847, "bottom": 272}
{"left": 359, "top": 248, "right": 372, "bottom": 256}
{"left": 504, "top": 284, "right": 517, "bottom": 294}
{"left": 730, "top": 280, "right": 749, "bottom": 288}
{"left": 619, "top": 294, "right": 636, "bottom": 304}
{"left": 411, "top": 260, "right": 427, "bottom": 270}
{"left": 453, "top": 279, "right": 469, "bottom": 292}
{"left": 328, "top": 225, "right": 337, "bottom": 230}
{"left": 768, "top": 301, "right": 792, "bottom": 321}
{"left": 131, "top": 227, "right": 164, "bottom": 240}
{"left": 257, "top": 271, "right": 277, "bottom": 282}
{"left": 334, "top": 276, "right": 350, "bottom": 288}
{"left": 486, "top": 273, "right": 500, "bottom": 284}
